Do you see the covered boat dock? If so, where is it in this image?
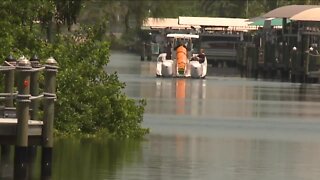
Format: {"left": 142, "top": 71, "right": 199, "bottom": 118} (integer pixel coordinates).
{"left": 178, "top": 16, "right": 257, "bottom": 67}
{"left": 241, "top": 5, "right": 320, "bottom": 82}
{"left": 140, "top": 18, "right": 194, "bottom": 61}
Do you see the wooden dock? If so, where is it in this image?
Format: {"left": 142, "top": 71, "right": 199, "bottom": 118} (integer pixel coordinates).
{"left": 0, "top": 118, "right": 42, "bottom": 145}
{"left": 0, "top": 55, "right": 58, "bottom": 179}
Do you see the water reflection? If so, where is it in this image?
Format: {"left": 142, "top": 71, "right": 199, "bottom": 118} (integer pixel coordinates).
{"left": 176, "top": 79, "right": 186, "bottom": 115}
{"left": 106, "top": 51, "right": 320, "bottom": 136}
{"left": 139, "top": 78, "right": 208, "bottom": 116}
{"left": 0, "top": 146, "right": 52, "bottom": 180}
{"left": 53, "top": 138, "right": 142, "bottom": 180}
{"left": 252, "top": 83, "right": 320, "bottom": 119}
{"left": 115, "top": 134, "right": 320, "bottom": 180}
{"left": 46, "top": 51, "right": 320, "bottom": 180}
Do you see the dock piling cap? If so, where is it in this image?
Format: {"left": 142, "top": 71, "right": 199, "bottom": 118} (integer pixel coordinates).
{"left": 30, "top": 55, "right": 40, "bottom": 62}
{"left": 5, "top": 54, "right": 16, "bottom": 62}
{"left": 46, "top": 57, "right": 57, "bottom": 65}
{"left": 17, "top": 56, "right": 31, "bottom": 67}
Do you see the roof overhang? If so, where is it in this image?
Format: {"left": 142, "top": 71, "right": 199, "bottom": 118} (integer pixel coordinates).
{"left": 141, "top": 18, "right": 191, "bottom": 30}
{"left": 166, "top": 34, "right": 199, "bottom": 39}
{"left": 249, "top": 18, "right": 290, "bottom": 27}
{"left": 178, "top": 16, "right": 255, "bottom": 32}
{"left": 290, "top": 7, "right": 320, "bottom": 21}
{"left": 263, "top": 5, "right": 319, "bottom": 18}
{"left": 179, "top": 16, "right": 251, "bottom": 27}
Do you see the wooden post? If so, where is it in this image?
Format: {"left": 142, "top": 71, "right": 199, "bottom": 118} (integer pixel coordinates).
{"left": 265, "top": 33, "right": 276, "bottom": 79}
{"left": 290, "top": 47, "right": 298, "bottom": 82}
{"left": 295, "top": 29, "right": 304, "bottom": 83}
{"left": 252, "top": 35, "right": 260, "bottom": 78}
{"left": 147, "top": 41, "right": 152, "bottom": 61}
{"left": 1, "top": 55, "right": 16, "bottom": 178}
{"left": 3, "top": 55, "right": 16, "bottom": 108}
{"left": 29, "top": 55, "right": 41, "bottom": 179}
{"left": 30, "top": 55, "right": 40, "bottom": 120}
{"left": 281, "top": 18, "right": 287, "bottom": 53}
{"left": 141, "top": 42, "right": 145, "bottom": 61}
{"left": 14, "top": 56, "right": 32, "bottom": 179}
{"left": 0, "top": 55, "right": 16, "bottom": 177}
{"left": 282, "top": 18, "right": 289, "bottom": 77}
{"left": 258, "top": 33, "right": 265, "bottom": 78}
{"left": 303, "top": 35, "right": 310, "bottom": 83}
{"left": 41, "top": 57, "right": 58, "bottom": 179}
{"left": 42, "top": 57, "right": 57, "bottom": 149}
{"left": 281, "top": 42, "right": 290, "bottom": 80}
{"left": 263, "top": 30, "right": 269, "bottom": 69}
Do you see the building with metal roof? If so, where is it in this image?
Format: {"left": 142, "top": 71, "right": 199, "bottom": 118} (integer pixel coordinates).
{"left": 141, "top": 18, "right": 191, "bottom": 30}
{"left": 178, "top": 16, "right": 257, "bottom": 32}
{"left": 263, "top": 5, "right": 319, "bottom": 18}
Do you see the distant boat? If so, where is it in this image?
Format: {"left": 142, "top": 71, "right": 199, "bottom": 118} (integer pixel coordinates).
{"left": 156, "top": 33, "right": 207, "bottom": 78}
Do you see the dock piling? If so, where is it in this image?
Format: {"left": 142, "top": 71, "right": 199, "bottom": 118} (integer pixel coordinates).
{"left": 1, "top": 55, "right": 16, "bottom": 178}
{"left": 30, "top": 55, "right": 41, "bottom": 120}
{"left": 14, "top": 56, "right": 32, "bottom": 179}
{"left": 41, "top": 57, "right": 58, "bottom": 179}
{"left": 0, "top": 54, "right": 58, "bottom": 179}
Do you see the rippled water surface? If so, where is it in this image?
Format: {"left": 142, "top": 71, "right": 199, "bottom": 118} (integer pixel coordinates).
{"left": 50, "top": 51, "right": 320, "bottom": 180}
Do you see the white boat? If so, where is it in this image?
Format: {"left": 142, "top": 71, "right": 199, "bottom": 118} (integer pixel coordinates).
{"left": 156, "top": 33, "right": 207, "bottom": 78}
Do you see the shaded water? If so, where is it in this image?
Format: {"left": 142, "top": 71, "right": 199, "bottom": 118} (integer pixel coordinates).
{"left": 103, "top": 52, "right": 320, "bottom": 180}
{"left": 7, "top": 51, "right": 320, "bottom": 179}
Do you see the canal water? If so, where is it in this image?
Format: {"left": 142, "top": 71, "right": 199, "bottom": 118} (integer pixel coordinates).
{"left": 14, "top": 51, "right": 320, "bottom": 179}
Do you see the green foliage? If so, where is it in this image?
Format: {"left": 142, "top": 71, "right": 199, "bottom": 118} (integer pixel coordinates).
{"left": 55, "top": 0, "right": 83, "bottom": 27}
{"left": 0, "top": 0, "right": 148, "bottom": 138}
{"left": 47, "top": 30, "right": 149, "bottom": 137}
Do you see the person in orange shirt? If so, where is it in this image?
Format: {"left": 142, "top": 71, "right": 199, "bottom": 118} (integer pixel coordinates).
{"left": 174, "top": 40, "right": 188, "bottom": 74}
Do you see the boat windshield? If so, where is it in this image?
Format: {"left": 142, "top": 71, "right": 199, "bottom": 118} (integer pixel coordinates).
{"left": 166, "top": 34, "right": 199, "bottom": 39}
{"left": 166, "top": 34, "right": 200, "bottom": 52}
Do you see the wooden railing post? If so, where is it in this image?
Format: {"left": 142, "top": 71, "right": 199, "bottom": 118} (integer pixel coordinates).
{"left": 29, "top": 55, "right": 41, "bottom": 179}
{"left": 42, "top": 57, "right": 58, "bottom": 148}
{"left": 30, "top": 55, "right": 40, "bottom": 120}
{"left": 1, "top": 55, "right": 16, "bottom": 179}
{"left": 3, "top": 55, "right": 16, "bottom": 109}
{"left": 41, "top": 57, "right": 58, "bottom": 179}
{"left": 14, "top": 56, "right": 32, "bottom": 179}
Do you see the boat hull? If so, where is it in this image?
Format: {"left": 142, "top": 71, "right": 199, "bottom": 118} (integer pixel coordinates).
{"left": 156, "top": 53, "right": 207, "bottom": 78}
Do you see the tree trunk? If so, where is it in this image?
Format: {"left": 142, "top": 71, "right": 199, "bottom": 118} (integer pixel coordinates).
{"left": 46, "top": 20, "right": 53, "bottom": 43}
{"left": 124, "top": 12, "right": 130, "bottom": 33}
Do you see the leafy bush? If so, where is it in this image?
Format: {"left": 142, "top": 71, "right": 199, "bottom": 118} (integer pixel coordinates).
{"left": 47, "top": 29, "right": 149, "bottom": 138}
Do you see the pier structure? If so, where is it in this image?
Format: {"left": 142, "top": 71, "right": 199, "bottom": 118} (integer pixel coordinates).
{"left": 243, "top": 5, "right": 320, "bottom": 82}
{"left": 0, "top": 55, "right": 58, "bottom": 179}
{"left": 178, "top": 16, "right": 257, "bottom": 68}
{"left": 140, "top": 5, "right": 320, "bottom": 83}
{"left": 140, "top": 18, "right": 195, "bottom": 61}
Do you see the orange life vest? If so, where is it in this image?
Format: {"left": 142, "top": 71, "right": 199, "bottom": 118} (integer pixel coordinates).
{"left": 176, "top": 45, "right": 187, "bottom": 72}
